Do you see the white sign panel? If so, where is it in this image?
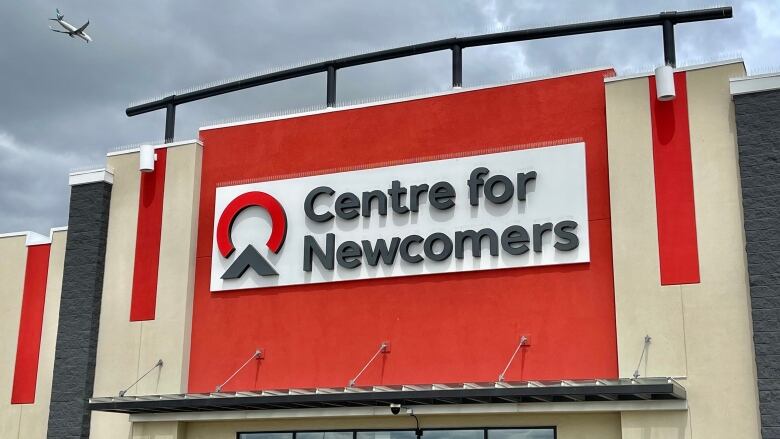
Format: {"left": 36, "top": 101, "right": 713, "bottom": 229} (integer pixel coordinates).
{"left": 211, "top": 142, "right": 589, "bottom": 291}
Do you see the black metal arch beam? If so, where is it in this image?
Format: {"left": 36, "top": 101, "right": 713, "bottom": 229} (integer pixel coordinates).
{"left": 126, "top": 7, "right": 732, "bottom": 141}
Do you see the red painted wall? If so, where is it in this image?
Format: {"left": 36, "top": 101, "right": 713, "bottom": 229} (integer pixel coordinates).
{"left": 649, "top": 72, "right": 701, "bottom": 285}
{"left": 190, "top": 70, "right": 618, "bottom": 392}
{"left": 130, "top": 148, "right": 167, "bottom": 321}
{"left": 11, "top": 243, "right": 51, "bottom": 404}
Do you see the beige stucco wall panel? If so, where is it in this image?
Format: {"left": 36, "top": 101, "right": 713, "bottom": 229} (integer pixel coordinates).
{"left": 0, "top": 235, "right": 28, "bottom": 439}
{"left": 132, "top": 420, "right": 185, "bottom": 439}
{"left": 18, "top": 405, "right": 48, "bottom": 439}
{"left": 621, "top": 411, "right": 690, "bottom": 439}
{"left": 91, "top": 411, "right": 132, "bottom": 439}
{"left": 606, "top": 76, "right": 688, "bottom": 379}
{"left": 680, "top": 62, "right": 759, "bottom": 439}
{"left": 680, "top": 280, "right": 759, "bottom": 439}
{"left": 607, "top": 62, "right": 759, "bottom": 439}
{"left": 91, "top": 152, "right": 142, "bottom": 439}
{"left": 182, "top": 413, "right": 620, "bottom": 439}
{"left": 0, "top": 231, "right": 66, "bottom": 439}
{"left": 0, "top": 405, "right": 21, "bottom": 439}
{"left": 92, "top": 143, "right": 202, "bottom": 438}
{"left": 686, "top": 64, "right": 749, "bottom": 285}
{"left": 137, "top": 143, "right": 201, "bottom": 396}
{"left": 18, "top": 230, "right": 66, "bottom": 439}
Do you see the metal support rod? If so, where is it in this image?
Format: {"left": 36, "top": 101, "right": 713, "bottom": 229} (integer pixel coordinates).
{"left": 498, "top": 336, "right": 529, "bottom": 382}
{"left": 326, "top": 65, "right": 337, "bottom": 107}
{"left": 118, "top": 359, "right": 163, "bottom": 397}
{"left": 164, "top": 101, "right": 176, "bottom": 142}
{"left": 451, "top": 44, "right": 462, "bottom": 88}
{"left": 348, "top": 341, "right": 390, "bottom": 387}
{"left": 662, "top": 19, "right": 676, "bottom": 67}
{"left": 633, "top": 335, "right": 652, "bottom": 379}
{"left": 126, "top": 7, "right": 731, "bottom": 119}
{"left": 215, "top": 349, "right": 263, "bottom": 392}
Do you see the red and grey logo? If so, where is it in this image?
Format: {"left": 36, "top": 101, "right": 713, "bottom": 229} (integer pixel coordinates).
{"left": 216, "top": 191, "right": 287, "bottom": 279}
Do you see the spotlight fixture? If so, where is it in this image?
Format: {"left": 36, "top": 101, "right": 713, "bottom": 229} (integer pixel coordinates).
{"left": 139, "top": 144, "right": 156, "bottom": 173}
{"left": 655, "top": 65, "right": 676, "bottom": 101}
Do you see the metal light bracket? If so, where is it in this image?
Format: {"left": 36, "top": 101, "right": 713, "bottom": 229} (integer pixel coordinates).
{"left": 498, "top": 335, "right": 530, "bottom": 382}
{"left": 215, "top": 348, "right": 264, "bottom": 393}
{"left": 348, "top": 341, "right": 391, "bottom": 387}
{"left": 118, "top": 359, "right": 164, "bottom": 397}
{"left": 633, "top": 335, "right": 652, "bottom": 379}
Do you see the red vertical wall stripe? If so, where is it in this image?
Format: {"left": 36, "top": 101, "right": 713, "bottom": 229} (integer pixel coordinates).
{"left": 11, "top": 243, "right": 51, "bottom": 404}
{"left": 130, "top": 148, "right": 167, "bottom": 321}
{"left": 649, "top": 72, "right": 701, "bottom": 285}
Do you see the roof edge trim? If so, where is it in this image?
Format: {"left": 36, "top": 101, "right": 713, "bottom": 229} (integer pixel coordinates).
{"left": 605, "top": 58, "right": 744, "bottom": 83}
{"left": 730, "top": 72, "right": 780, "bottom": 96}
{"left": 107, "top": 139, "right": 203, "bottom": 157}
{"left": 0, "top": 227, "right": 68, "bottom": 246}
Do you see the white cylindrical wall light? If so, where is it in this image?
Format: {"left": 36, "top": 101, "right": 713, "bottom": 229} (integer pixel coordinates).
{"left": 655, "top": 65, "right": 676, "bottom": 101}
{"left": 139, "top": 144, "right": 156, "bottom": 173}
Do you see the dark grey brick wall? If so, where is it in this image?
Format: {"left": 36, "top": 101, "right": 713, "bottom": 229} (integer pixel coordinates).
{"left": 47, "top": 181, "right": 112, "bottom": 439}
{"left": 735, "top": 89, "right": 780, "bottom": 439}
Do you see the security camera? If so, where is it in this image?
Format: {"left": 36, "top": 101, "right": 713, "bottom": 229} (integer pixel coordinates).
{"left": 390, "top": 403, "right": 402, "bottom": 415}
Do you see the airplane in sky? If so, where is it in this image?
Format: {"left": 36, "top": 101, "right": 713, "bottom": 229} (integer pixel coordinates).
{"left": 49, "top": 9, "right": 92, "bottom": 43}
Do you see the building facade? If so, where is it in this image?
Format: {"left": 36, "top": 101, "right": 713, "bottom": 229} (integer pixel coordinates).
{"left": 0, "top": 59, "right": 778, "bottom": 439}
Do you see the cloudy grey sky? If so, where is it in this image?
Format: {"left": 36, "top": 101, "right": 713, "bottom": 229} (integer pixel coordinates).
{"left": 1, "top": 1, "right": 777, "bottom": 234}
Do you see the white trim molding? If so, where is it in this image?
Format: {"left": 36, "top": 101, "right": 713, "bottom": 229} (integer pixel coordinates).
{"left": 730, "top": 72, "right": 780, "bottom": 96}
{"left": 24, "top": 231, "right": 50, "bottom": 246}
{"left": 69, "top": 167, "right": 115, "bottom": 186}
{"left": 0, "top": 227, "right": 66, "bottom": 246}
